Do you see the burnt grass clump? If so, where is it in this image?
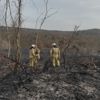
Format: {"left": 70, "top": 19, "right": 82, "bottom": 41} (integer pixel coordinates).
{"left": 0, "top": 54, "right": 100, "bottom": 100}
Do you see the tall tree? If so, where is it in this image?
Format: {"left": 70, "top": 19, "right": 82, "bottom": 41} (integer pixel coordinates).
{"left": 16, "top": 0, "right": 22, "bottom": 65}
{"left": 5, "top": 0, "right": 11, "bottom": 58}
{"left": 35, "top": 0, "right": 57, "bottom": 46}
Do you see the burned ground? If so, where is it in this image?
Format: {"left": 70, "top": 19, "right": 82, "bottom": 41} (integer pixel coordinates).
{"left": 0, "top": 50, "right": 100, "bottom": 100}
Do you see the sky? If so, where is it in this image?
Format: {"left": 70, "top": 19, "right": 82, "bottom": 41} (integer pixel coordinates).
{"left": 0, "top": 0, "right": 100, "bottom": 31}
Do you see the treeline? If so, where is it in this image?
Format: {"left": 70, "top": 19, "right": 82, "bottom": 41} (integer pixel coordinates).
{"left": 0, "top": 26, "right": 100, "bottom": 53}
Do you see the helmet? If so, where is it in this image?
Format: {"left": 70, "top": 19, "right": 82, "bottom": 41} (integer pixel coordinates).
{"left": 31, "top": 44, "right": 36, "bottom": 47}
{"left": 52, "top": 43, "right": 56, "bottom": 46}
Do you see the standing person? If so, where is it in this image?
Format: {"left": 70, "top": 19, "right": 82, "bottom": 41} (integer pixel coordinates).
{"left": 50, "top": 43, "right": 60, "bottom": 67}
{"left": 29, "top": 44, "right": 40, "bottom": 70}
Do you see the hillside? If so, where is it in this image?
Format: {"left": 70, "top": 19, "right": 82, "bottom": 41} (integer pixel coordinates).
{"left": 0, "top": 48, "right": 100, "bottom": 100}
{"left": 0, "top": 27, "right": 100, "bottom": 100}
{"left": 0, "top": 26, "right": 100, "bottom": 51}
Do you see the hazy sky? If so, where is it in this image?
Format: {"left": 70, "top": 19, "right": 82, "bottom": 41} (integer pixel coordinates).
{"left": 0, "top": 0, "right": 100, "bottom": 31}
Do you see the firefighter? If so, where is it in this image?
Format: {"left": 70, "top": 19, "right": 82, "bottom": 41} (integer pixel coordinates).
{"left": 29, "top": 44, "right": 40, "bottom": 70}
{"left": 50, "top": 43, "right": 60, "bottom": 67}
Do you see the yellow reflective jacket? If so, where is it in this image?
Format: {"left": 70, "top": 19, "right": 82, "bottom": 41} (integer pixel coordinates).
{"left": 50, "top": 47, "right": 60, "bottom": 58}
{"left": 29, "top": 48, "right": 36, "bottom": 59}
{"left": 29, "top": 48, "right": 40, "bottom": 59}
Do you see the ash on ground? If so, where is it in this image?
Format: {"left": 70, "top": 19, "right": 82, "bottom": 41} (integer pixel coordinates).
{"left": 0, "top": 55, "right": 100, "bottom": 100}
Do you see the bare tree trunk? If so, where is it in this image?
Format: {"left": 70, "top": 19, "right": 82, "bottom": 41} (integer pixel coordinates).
{"left": 16, "top": 0, "right": 22, "bottom": 65}
{"left": 5, "top": 0, "right": 11, "bottom": 58}
{"left": 8, "top": 35, "right": 11, "bottom": 57}
{"left": 35, "top": 0, "right": 48, "bottom": 45}
{"left": 35, "top": 0, "right": 57, "bottom": 46}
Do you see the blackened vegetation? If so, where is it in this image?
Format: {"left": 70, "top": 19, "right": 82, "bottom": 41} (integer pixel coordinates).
{"left": 0, "top": 51, "right": 100, "bottom": 100}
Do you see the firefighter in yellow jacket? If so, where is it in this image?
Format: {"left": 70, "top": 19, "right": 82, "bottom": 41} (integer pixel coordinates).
{"left": 50, "top": 43, "right": 60, "bottom": 67}
{"left": 29, "top": 44, "right": 40, "bottom": 70}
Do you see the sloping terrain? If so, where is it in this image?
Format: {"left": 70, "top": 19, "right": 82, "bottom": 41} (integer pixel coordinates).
{"left": 0, "top": 50, "right": 100, "bottom": 100}
{"left": 0, "top": 27, "right": 100, "bottom": 50}
{"left": 0, "top": 27, "right": 100, "bottom": 100}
